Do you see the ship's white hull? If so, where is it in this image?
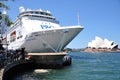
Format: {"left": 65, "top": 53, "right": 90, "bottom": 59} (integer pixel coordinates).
{"left": 1, "top": 7, "right": 83, "bottom": 53}
{"left": 8, "top": 26, "right": 83, "bottom": 53}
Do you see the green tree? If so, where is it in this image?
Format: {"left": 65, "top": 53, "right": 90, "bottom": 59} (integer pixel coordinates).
{"left": 0, "top": 0, "right": 14, "bottom": 26}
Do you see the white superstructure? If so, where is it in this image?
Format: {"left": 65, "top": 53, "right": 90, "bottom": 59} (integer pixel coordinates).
{"left": 2, "top": 7, "right": 83, "bottom": 53}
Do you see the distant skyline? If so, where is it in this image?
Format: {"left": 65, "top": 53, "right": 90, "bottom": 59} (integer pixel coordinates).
{"left": 3, "top": 0, "right": 120, "bottom": 48}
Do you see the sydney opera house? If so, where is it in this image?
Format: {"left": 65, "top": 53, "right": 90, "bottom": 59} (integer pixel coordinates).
{"left": 87, "top": 36, "right": 118, "bottom": 49}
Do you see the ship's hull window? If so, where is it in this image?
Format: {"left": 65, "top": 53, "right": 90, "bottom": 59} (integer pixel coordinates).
{"left": 10, "top": 31, "right": 16, "bottom": 42}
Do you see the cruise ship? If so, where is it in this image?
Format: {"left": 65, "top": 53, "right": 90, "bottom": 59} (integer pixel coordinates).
{"left": 1, "top": 7, "right": 83, "bottom": 53}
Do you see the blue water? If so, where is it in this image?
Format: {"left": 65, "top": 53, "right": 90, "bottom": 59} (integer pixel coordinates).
{"left": 14, "top": 52, "right": 120, "bottom": 80}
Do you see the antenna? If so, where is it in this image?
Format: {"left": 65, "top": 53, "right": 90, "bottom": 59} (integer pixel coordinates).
{"left": 77, "top": 12, "right": 80, "bottom": 25}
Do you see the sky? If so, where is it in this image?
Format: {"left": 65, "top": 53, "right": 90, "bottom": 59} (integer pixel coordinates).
{"left": 3, "top": 0, "right": 120, "bottom": 48}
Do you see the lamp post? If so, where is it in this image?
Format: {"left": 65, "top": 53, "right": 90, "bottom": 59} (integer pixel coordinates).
{"left": 1, "top": 9, "right": 8, "bottom": 60}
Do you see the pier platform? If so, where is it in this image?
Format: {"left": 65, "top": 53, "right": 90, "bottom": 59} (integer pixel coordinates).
{"left": 27, "top": 52, "right": 70, "bottom": 69}
{"left": 0, "top": 69, "right": 4, "bottom": 80}
{"left": 0, "top": 51, "right": 71, "bottom": 80}
{"left": 27, "top": 52, "right": 67, "bottom": 56}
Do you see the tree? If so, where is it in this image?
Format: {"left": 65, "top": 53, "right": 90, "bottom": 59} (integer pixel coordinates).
{"left": 0, "top": 0, "right": 14, "bottom": 26}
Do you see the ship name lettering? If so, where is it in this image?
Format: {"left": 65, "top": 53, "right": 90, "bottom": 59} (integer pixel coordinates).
{"left": 40, "top": 25, "right": 54, "bottom": 29}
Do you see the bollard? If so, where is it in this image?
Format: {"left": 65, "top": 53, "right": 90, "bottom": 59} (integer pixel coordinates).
{"left": 21, "top": 48, "right": 25, "bottom": 60}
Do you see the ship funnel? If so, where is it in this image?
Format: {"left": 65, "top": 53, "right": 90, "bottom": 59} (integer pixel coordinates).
{"left": 19, "top": 6, "right": 25, "bottom": 13}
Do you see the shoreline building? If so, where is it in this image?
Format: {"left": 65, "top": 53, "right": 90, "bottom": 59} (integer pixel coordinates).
{"left": 88, "top": 36, "right": 118, "bottom": 49}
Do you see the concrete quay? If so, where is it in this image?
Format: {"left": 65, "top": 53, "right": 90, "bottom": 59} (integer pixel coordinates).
{"left": 0, "top": 69, "right": 4, "bottom": 80}
{"left": 27, "top": 52, "right": 71, "bottom": 69}
{"left": 0, "top": 51, "right": 71, "bottom": 80}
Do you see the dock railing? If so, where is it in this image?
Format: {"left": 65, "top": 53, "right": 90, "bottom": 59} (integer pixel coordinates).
{"left": 0, "top": 48, "right": 26, "bottom": 69}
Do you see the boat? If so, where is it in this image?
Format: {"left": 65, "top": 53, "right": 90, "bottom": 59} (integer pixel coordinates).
{"left": 1, "top": 6, "right": 83, "bottom": 53}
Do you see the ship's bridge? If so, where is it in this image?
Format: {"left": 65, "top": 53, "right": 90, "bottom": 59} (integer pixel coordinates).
{"left": 18, "top": 8, "right": 59, "bottom": 24}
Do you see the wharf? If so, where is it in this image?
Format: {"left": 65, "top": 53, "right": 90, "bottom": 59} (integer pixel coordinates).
{"left": 27, "top": 52, "right": 67, "bottom": 56}
{"left": 27, "top": 52, "right": 71, "bottom": 69}
{"left": 0, "top": 69, "right": 4, "bottom": 80}
{"left": 0, "top": 50, "right": 71, "bottom": 80}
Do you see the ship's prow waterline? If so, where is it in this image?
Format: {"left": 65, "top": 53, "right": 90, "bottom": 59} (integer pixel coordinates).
{"left": 24, "top": 25, "right": 83, "bottom": 53}
{"left": 1, "top": 6, "right": 83, "bottom": 53}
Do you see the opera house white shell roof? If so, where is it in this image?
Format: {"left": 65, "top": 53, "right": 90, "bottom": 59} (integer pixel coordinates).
{"left": 88, "top": 36, "right": 118, "bottom": 49}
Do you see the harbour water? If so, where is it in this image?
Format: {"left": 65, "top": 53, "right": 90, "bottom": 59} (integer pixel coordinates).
{"left": 13, "top": 52, "right": 120, "bottom": 80}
